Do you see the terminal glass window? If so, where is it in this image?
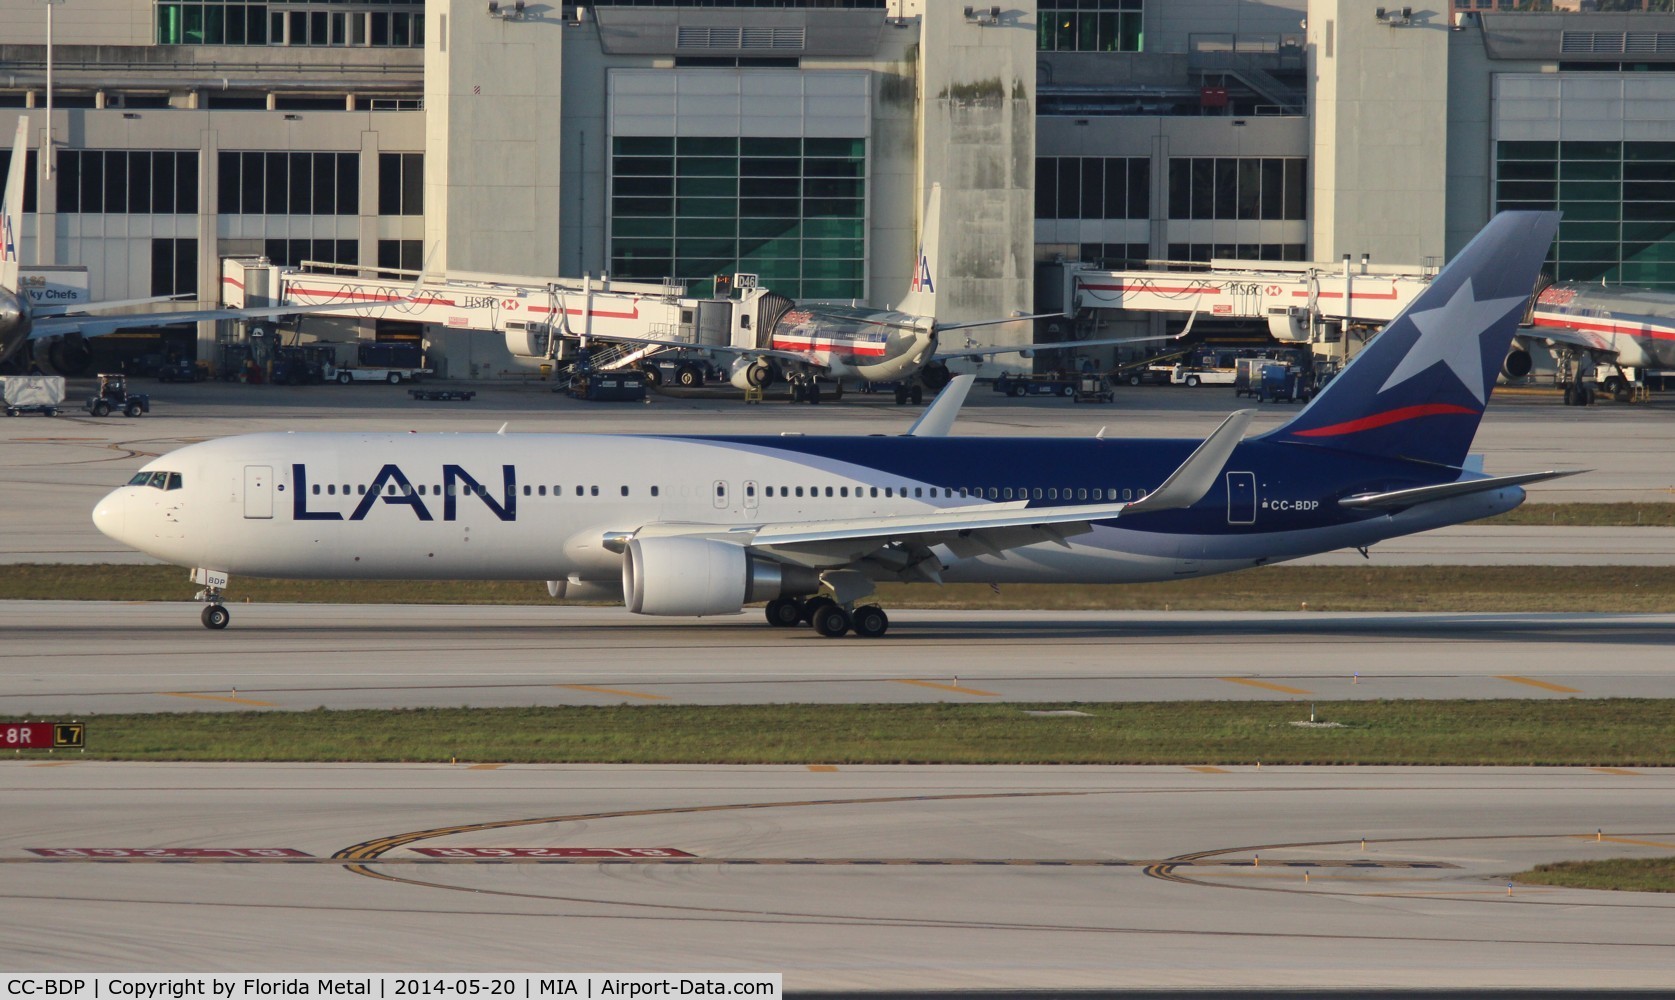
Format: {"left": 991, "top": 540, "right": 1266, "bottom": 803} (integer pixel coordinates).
{"left": 1038, "top": 0, "right": 1143, "bottom": 53}
{"left": 0, "top": 150, "right": 38, "bottom": 212}
{"left": 378, "top": 153, "right": 424, "bottom": 216}
{"left": 1166, "top": 157, "right": 1305, "bottom": 221}
{"left": 157, "top": 1, "right": 423, "bottom": 46}
{"left": 218, "top": 152, "right": 359, "bottom": 215}
{"left": 1036, "top": 156, "right": 1149, "bottom": 220}
{"left": 150, "top": 238, "right": 199, "bottom": 297}
{"left": 262, "top": 239, "right": 359, "bottom": 267}
{"left": 609, "top": 136, "right": 866, "bottom": 300}
{"left": 55, "top": 151, "right": 198, "bottom": 214}
{"left": 1166, "top": 243, "right": 1306, "bottom": 263}
{"left": 1495, "top": 139, "right": 1675, "bottom": 290}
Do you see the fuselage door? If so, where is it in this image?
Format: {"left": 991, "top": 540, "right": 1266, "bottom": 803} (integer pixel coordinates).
{"left": 244, "top": 465, "right": 274, "bottom": 519}
{"left": 743, "top": 480, "right": 759, "bottom": 510}
{"left": 712, "top": 479, "right": 730, "bottom": 510}
{"left": 1226, "top": 471, "right": 1256, "bottom": 525}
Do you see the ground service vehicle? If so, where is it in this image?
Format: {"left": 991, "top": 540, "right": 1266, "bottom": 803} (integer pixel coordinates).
{"left": 1257, "top": 364, "right": 1308, "bottom": 403}
{"left": 1073, "top": 374, "right": 1114, "bottom": 403}
{"left": 83, "top": 373, "right": 150, "bottom": 417}
{"left": 2, "top": 375, "right": 64, "bottom": 416}
{"left": 156, "top": 361, "right": 207, "bottom": 383}
{"left": 993, "top": 372, "right": 1079, "bottom": 397}
{"left": 334, "top": 343, "right": 432, "bottom": 384}
{"left": 566, "top": 369, "right": 648, "bottom": 402}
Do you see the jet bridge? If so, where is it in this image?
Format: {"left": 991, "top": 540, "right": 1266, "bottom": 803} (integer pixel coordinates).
{"left": 220, "top": 258, "right": 768, "bottom": 371}
{"left": 1057, "top": 257, "right": 1437, "bottom": 358}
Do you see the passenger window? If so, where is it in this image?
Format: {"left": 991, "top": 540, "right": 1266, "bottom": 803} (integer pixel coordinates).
{"left": 840, "top": 486, "right": 848, "bottom": 497}
{"left": 621, "top": 486, "right": 629, "bottom": 497}
{"left": 1093, "top": 489, "right": 1103, "bottom": 500}
{"left": 796, "top": 487, "right": 804, "bottom": 497}
{"left": 1122, "top": 489, "right": 1132, "bottom": 501}
{"left": 1033, "top": 488, "right": 1043, "bottom": 500}
{"left": 746, "top": 484, "right": 756, "bottom": 497}
{"left": 987, "top": 488, "right": 998, "bottom": 499}
{"left": 575, "top": 485, "right": 583, "bottom": 497}
{"left": 1077, "top": 488, "right": 1088, "bottom": 500}
{"left": 312, "top": 484, "right": 321, "bottom": 496}
{"left": 651, "top": 485, "right": 660, "bottom": 497}
{"left": 537, "top": 485, "right": 546, "bottom": 497}
{"left": 825, "top": 487, "right": 833, "bottom": 498}
{"left": 885, "top": 487, "right": 893, "bottom": 498}
{"left": 914, "top": 487, "right": 923, "bottom": 498}
{"left": 870, "top": 487, "right": 878, "bottom": 498}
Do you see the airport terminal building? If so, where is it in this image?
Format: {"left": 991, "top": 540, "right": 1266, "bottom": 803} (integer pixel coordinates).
{"left": 2, "top": 0, "right": 1674, "bottom": 375}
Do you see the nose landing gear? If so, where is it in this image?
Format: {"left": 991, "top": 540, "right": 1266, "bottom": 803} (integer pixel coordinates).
{"left": 192, "top": 568, "right": 232, "bottom": 629}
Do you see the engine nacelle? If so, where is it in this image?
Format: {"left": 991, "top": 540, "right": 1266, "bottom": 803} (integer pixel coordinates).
{"left": 622, "top": 536, "right": 817, "bottom": 616}
{"left": 1502, "top": 347, "right": 1533, "bottom": 379}
{"left": 728, "top": 356, "right": 775, "bottom": 391}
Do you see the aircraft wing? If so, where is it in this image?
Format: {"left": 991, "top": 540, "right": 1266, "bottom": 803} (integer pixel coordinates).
{"left": 27, "top": 303, "right": 386, "bottom": 342}
{"left": 569, "top": 330, "right": 819, "bottom": 366}
{"left": 627, "top": 409, "right": 1251, "bottom": 569}
{"left": 933, "top": 332, "right": 1179, "bottom": 362}
{"left": 1518, "top": 324, "right": 1618, "bottom": 358}
{"left": 33, "top": 294, "right": 191, "bottom": 318}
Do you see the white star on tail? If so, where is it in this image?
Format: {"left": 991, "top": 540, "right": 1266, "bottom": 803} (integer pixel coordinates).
{"left": 1378, "top": 278, "right": 1528, "bottom": 405}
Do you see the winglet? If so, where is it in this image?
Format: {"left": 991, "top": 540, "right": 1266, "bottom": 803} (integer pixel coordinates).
{"left": 905, "top": 373, "right": 974, "bottom": 437}
{"left": 1, "top": 119, "right": 28, "bottom": 293}
{"left": 1122, "top": 409, "right": 1255, "bottom": 514}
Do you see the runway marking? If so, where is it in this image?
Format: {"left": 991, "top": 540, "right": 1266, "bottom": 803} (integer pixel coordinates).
{"left": 558, "top": 684, "right": 669, "bottom": 701}
{"left": 467, "top": 764, "right": 507, "bottom": 771}
{"left": 807, "top": 765, "right": 839, "bottom": 772}
{"left": 1187, "top": 766, "right": 1229, "bottom": 774}
{"left": 1583, "top": 835, "right": 1675, "bottom": 849}
{"left": 892, "top": 679, "right": 1000, "bottom": 697}
{"left": 1496, "top": 675, "right": 1582, "bottom": 694}
{"left": 27, "top": 762, "right": 74, "bottom": 767}
{"left": 1590, "top": 767, "right": 1641, "bottom": 776}
{"left": 0, "top": 854, "right": 1458, "bottom": 869}
{"left": 1218, "top": 677, "right": 1312, "bottom": 695}
{"left": 161, "top": 692, "right": 279, "bottom": 707}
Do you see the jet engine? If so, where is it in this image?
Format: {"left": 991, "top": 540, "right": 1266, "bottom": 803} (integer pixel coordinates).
{"left": 0, "top": 287, "right": 32, "bottom": 365}
{"left": 622, "top": 536, "right": 817, "bottom": 616}
{"left": 1502, "top": 346, "right": 1533, "bottom": 379}
{"left": 728, "top": 356, "right": 775, "bottom": 391}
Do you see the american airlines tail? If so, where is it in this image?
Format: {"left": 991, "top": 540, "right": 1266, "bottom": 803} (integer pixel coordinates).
{"left": 1, "top": 119, "right": 27, "bottom": 292}
{"left": 894, "top": 182, "right": 940, "bottom": 318}
{"left": 1261, "top": 211, "right": 1560, "bottom": 469}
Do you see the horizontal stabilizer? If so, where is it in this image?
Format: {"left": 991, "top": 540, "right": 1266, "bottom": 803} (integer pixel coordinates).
{"left": 1122, "top": 409, "right": 1254, "bottom": 515}
{"left": 1338, "top": 469, "right": 1582, "bottom": 510}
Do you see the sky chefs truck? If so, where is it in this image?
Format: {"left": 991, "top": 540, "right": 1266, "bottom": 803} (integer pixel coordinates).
{"left": 333, "top": 343, "right": 433, "bottom": 384}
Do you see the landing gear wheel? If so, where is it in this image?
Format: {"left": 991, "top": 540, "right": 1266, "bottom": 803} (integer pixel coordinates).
{"left": 800, "top": 595, "right": 836, "bottom": 625}
{"left": 201, "top": 605, "right": 230, "bottom": 630}
{"left": 807, "top": 382, "right": 821, "bottom": 404}
{"left": 811, "top": 603, "right": 852, "bottom": 638}
{"left": 909, "top": 385, "right": 923, "bottom": 405}
{"left": 851, "top": 605, "right": 889, "bottom": 638}
{"left": 764, "top": 599, "right": 803, "bottom": 628}
{"left": 894, "top": 386, "right": 908, "bottom": 405}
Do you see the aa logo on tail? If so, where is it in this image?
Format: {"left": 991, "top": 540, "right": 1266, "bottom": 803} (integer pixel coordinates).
{"left": 1, "top": 215, "right": 15, "bottom": 264}
{"left": 910, "top": 250, "right": 934, "bottom": 295}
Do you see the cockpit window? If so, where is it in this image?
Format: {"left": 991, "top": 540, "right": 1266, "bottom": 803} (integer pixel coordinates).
{"left": 127, "top": 471, "right": 183, "bottom": 490}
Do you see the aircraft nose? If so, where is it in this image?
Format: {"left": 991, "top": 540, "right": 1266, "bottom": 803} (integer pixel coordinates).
{"left": 92, "top": 488, "right": 133, "bottom": 546}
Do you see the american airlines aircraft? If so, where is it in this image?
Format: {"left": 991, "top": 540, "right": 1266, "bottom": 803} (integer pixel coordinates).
{"left": 94, "top": 212, "right": 1569, "bottom": 637}
{"left": 588, "top": 184, "right": 1171, "bottom": 404}
{"left": 1508, "top": 281, "right": 1675, "bottom": 404}
{"left": 0, "top": 119, "right": 374, "bottom": 370}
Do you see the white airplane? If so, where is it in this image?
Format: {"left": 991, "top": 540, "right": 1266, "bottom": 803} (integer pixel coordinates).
{"left": 94, "top": 212, "right": 1572, "bottom": 636}
{"left": 0, "top": 119, "right": 378, "bottom": 371}
{"left": 1507, "top": 280, "right": 1675, "bottom": 404}
{"left": 581, "top": 184, "right": 1173, "bottom": 404}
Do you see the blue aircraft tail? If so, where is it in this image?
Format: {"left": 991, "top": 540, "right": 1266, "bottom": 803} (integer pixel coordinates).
{"left": 1261, "top": 211, "right": 1560, "bottom": 468}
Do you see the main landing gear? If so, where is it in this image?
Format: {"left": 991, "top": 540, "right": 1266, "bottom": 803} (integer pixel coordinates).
{"left": 763, "top": 596, "right": 889, "bottom": 638}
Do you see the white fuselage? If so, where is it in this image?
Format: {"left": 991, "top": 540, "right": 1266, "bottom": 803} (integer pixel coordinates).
{"left": 93, "top": 432, "right": 1525, "bottom": 599}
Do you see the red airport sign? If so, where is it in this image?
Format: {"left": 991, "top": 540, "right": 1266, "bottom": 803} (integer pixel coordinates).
{"left": 411, "top": 848, "right": 695, "bottom": 859}
{"left": 2, "top": 722, "right": 83, "bottom": 749}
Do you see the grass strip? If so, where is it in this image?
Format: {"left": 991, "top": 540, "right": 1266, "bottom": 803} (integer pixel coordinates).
{"left": 29, "top": 700, "right": 1675, "bottom": 765}
{"left": 9, "top": 564, "right": 1675, "bottom": 612}
{"left": 1486, "top": 503, "right": 1675, "bottom": 527}
{"left": 1515, "top": 858, "right": 1675, "bottom": 893}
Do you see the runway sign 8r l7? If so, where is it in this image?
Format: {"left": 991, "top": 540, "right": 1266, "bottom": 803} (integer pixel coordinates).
{"left": 2, "top": 723, "right": 85, "bottom": 749}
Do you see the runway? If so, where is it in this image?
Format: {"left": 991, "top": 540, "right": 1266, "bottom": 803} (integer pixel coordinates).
{"left": 2, "top": 762, "right": 1672, "bottom": 988}
{"left": 3, "top": 602, "right": 1672, "bottom": 713}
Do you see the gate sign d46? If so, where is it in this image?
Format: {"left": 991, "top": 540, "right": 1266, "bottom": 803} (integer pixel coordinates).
{"left": 3, "top": 723, "right": 85, "bottom": 749}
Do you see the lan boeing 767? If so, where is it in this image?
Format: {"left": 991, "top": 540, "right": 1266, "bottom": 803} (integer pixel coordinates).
{"left": 94, "top": 212, "right": 1569, "bottom": 637}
